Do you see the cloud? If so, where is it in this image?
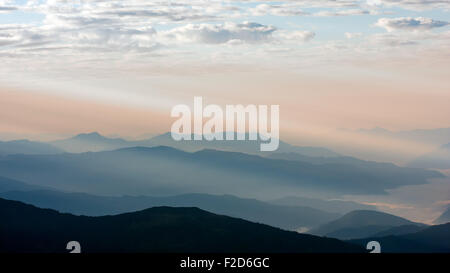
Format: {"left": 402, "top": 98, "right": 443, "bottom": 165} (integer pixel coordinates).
{"left": 369, "top": 33, "right": 419, "bottom": 46}
{"left": 0, "top": 24, "right": 52, "bottom": 48}
{"left": 313, "top": 9, "right": 371, "bottom": 16}
{"left": 0, "top": 6, "right": 15, "bottom": 10}
{"left": 245, "top": 0, "right": 450, "bottom": 11}
{"left": 367, "top": 0, "right": 450, "bottom": 11}
{"left": 375, "top": 17, "right": 449, "bottom": 32}
{"left": 251, "top": 4, "right": 376, "bottom": 18}
{"left": 0, "top": 5, "right": 16, "bottom": 13}
{"left": 164, "top": 22, "right": 277, "bottom": 44}
{"left": 24, "top": 0, "right": 235, "bottom": 24}
{"left": 0, "top": 0, "right": 448, "bottom": 74}
{"left": 250, "top": 4, "right": 309, "bottom": 16}
{"left": 367, "top": 30, "right": 450, "bottom": 48}
{"left": 345, "top": 32, "right": 363, "bottom": 39}
{"left": 250, "top": 3, "right": 377, "bottom": 17}
{"left": 243, "top": 0, "right": 359, "bottom": 9}
{"left": 277, "top": 30, "right": 316, "bottom": 42}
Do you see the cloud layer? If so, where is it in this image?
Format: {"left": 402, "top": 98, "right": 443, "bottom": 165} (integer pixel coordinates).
{"left": 375, "top": 17, "right": 449, "bottom": 32}
{"left": 0, "top": 0, "right": 448, "bottom": 76}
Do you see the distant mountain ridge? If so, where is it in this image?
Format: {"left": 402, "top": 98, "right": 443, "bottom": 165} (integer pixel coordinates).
{"left": 434, "top": 207, "right": 450, "bottom": 224}
{"left": 0, "top": 176, "right": 48, "bottom": 192}
{"left": 0, "top": 139, "right": 63, "bottom": 156}
{"left": 50, "top": 132, "right": 132, "bottom": 153}
{"left": 309, "top": 210, "right": 425, "bottom": 240}
{"left": 349, "top": 222, "right": 450, "bottom": 253}
{"left": 270, "top": 196, "right": 376, "bottom": 214}
{"left": 49, "top": 131, "right": 340, "bottom": 157}
{"left": 408, "top": 142, "right": 450, "bottom": 169}
{"left": 0, "top": 146, "right": 442, "bottom": 197}
{"left": 0, "top": 189, "right": 341, "bottom": 230}
{"left": 356, "top": 127, "right": 450, "bottom": 146}
{"left": 0, "top": 198, "right": 363, "bottom": 253}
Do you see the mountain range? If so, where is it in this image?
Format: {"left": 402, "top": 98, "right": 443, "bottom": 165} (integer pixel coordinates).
{"left": 269, "top": 196, "right": 375, "bottom": 214}
{"left": 309, "top": 210, "right": 426, "bottom": 240}
{"left": 0, "top": 146, "right": 442, "bottom": 197}
{"left": 349, "top": 222, "right": 450, "bottom": 253}
{"left": 1, "top": 131, "right": 448, "bottom": 253}
{"left": 408, "top": 143, "right": 450, "bottom": 169}
{"left": 49, "top": 132, "right": 340, "bottom": 157}
{"left": 356, "top": 127, "right": 450, "bottom": 146}
{"left": 0, "top": 188, "right": 341, "bottom": 231}
{"left": 0, "top": 198, "right": 363, "bottom": 253}
{"left": 0, "top": 176, "right": 47, "bottom": 192}
{"left": 0, "top": 139, "right": 62, "bottom": 156}
{"left": 434, "top": 206, "right": 450, "bottom": 225}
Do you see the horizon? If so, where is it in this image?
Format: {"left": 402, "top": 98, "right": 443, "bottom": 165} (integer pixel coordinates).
{"left": 0, "top": 0, "right": 449, "bottom": 256}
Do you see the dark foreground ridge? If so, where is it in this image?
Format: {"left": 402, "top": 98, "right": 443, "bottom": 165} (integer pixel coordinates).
{"left": 0, "top": 198, "right": 363, "bottom": 253}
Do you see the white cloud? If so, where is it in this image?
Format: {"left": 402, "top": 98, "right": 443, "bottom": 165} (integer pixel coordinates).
{"left": 369, "top": 33, "right": 419, "bottom": 46}
{"left": 242, "top": 0, "right": 359, "bottom": 9}
{"left": 0, "top": 0, "right": 448, "bottom": 75}
{"left": 345, "top": 32, "right": 363, "bottom": 39}
{"left": 375, "top": 17, "right": 449, "bottom": 32}
{"left": 277, "top": 30, "right": 316, "bottom": 42}
{"left": 314, "top": 9, "right": 371, "bottom": 17}
{"left": 367, "top": 0, "right": 450, "bottom": 11}
{"left": 250, "top": 4, "right": 309, "bottom": 16}
{"left": 163, "top": 22, "right": 277, "bottom": 44}
{"left": 0, "top": 6, "right": 15, "bottom": 10}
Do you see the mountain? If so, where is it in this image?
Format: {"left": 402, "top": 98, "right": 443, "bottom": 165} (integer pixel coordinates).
{"left": 401, "top": 222, "right": 450, "bottom": 250}
{"left": 434, "top": 207, "right": 450, "bottom": 224}
{"left": 0, "top": 146, "right": 442, "bottom": 197}
{"left": 370, "top": 225, "right": 427, "bottom": 237}
{"left": 50, "top": 132, "right": 132, "bottom": 153}
{"left": 408, "top": 143, "right": 450, "bottom": 169}
{"left": 269, "top": 196, "right": 375, "bottom": 214}
{"left": 356, "top": 127, "right": 450, "bottom": 146}
{"left": 268, "top": 152, "right": 391, "bottom": 167}
{"left": 0, "top": 139, "right": 62, "bottom": 155}
{"left": 309, "top": 210, "right": 425, "bottom": 240}
{"left": 0, "top": 198, "right": 363, "bottom": 253}
{"left": 149, "top": 132, "right": 340, "bottom": 157}
{"left": 0, "top": 176, "right": 46, "bottom": 192}
{"left": 49, "top": 131, "right": 339, "bottom": 157}
{"left": 349, "top": 236, "right": 448, "bottom": 253}
{"left": 349, "top": 223, "right": 450, "bottom": 253}
{"left": 0, "top": 189, "right": 340, "bottom": 230}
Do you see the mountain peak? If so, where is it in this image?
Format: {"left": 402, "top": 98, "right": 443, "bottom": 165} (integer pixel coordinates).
{"left": 73, "top": 132, "right": 104, "bottom": 140}
{"left": 343, "top": 210, "right": 416, "bottom": 223}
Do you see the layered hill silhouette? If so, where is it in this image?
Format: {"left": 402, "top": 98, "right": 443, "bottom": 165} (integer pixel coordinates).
{"left": 0, "top": 189, "right": 340, "bottom": 230}
{"left": 309, "top": 210, "right": 425, "bottom": 240}
{"left": 434, "top": 206, "right": 450, "bottom": 225}
{"left": 369, "top": 225, "right": 427, "bottom": 237}
{"left": 0, "top": 146, "right": 442, "bottom": 197}
{"left": 50, "top": 132, "right": 339, "bottom": 157}
{"left": 0, "top": 176, "right": 47, "bottom": 192}
{"left": 50, "top": 132, "right": 132, "bottom": 153}
{"left": 0, "top": 198, "right": 363, "bottom": 253}
{"left": 270, "top": 195, "right": 375, "bottom": 214}
{"left": 408, "top": 143, "right": 450, "bottom": 169}
{"left": 0, "top": 139, "right": 63, "bottom": 156}
{"left": 356, "top": 127, "right": 450, "bottom": 146}
{"left": 349, "top": 223, "right": 450, "bottom": 253}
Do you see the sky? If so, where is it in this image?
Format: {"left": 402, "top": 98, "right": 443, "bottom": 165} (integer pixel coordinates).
{"left": 0, "top": 0, "right": 449, "bottom": 160}
{"left": 0, "top": 0, "right": 449, "bottom": 223}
